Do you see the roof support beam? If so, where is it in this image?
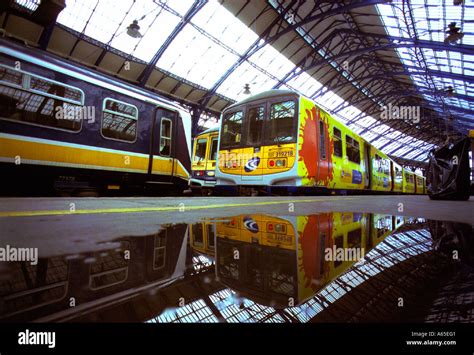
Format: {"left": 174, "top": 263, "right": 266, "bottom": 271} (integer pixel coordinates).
{"left": 137, "top": 0, "right": 208, "bottom": 87}
{"left": 197, "top": 0, "right": 297, "bottom": 109}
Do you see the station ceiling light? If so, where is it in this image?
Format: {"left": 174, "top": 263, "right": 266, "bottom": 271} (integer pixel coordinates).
{"left": 444, "top": 22, "right": 464, "bottom": 44}
{"left": 444, "top": 86, "right": 455, "bottom": 97}
{"left": 243, "top": 83, "right": 251, "bottom": 95}
{"left": 127, "top": 20, "right": 142, "bottom": 39}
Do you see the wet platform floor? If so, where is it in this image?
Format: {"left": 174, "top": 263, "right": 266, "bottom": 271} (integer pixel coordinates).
{"left": 0, "top": 195, "right": 473, "bottom": 323}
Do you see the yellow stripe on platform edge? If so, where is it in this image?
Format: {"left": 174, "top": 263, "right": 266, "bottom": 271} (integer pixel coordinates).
{"left": 0, "top": 197, "right": 357, "bottom": 218}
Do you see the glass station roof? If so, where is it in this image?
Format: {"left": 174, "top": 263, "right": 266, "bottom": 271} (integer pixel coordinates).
{"left": 376, "top": 0, "right": 474, "bottom": 129}
{"left": 55, "top": 0, "right": 472, "bottom": 162}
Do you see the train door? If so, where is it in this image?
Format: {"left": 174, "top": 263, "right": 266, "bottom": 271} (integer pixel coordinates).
{"left": 364, "top": 144, "right": 371, "bottom": 189}
{"left": 316, "top": 113, "right": 330, "bottom": 181}
{"left": 148, "top": 107, "right": 177, "bottom": 183}
{"left": 241, "top": 104, "right": 264, "bottom": 182}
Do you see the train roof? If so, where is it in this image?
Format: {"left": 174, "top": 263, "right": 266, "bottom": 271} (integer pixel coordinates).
{"left": 0, "top": 38, "right": 184, "bottom": 113}
{"left": 198, "top": 126, "right": 219, "bottom": 135}
{"left": 226, "top": 89, "right": 296, "bottom": 109}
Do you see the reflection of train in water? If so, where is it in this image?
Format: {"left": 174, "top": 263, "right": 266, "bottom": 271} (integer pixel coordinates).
{"left": 0, "top": 224, "right": 190, "bottom": 322}
{"left": 211, "top": 212, "right": 401, "bottom": 308}
{"left": 0, "top": 39, "right": 192, "bottom": 196}
{"left": 213, "top": 90, "right": 426, "bottom": 195}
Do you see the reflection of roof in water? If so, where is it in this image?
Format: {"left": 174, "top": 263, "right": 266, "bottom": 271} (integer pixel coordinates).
{"left": 2, "top": 213, "right": 472, "bottom": 323}
{"left": 149, "top": 227, "right": 437, "bottom": 323}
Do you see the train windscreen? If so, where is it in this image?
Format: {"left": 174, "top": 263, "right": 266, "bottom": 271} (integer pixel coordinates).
{"left": 220, "top": 98, "right": 297, "bottom": 149}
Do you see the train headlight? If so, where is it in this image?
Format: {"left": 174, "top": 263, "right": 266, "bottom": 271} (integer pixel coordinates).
{"left": 276, "top": 159, "right": 286, "bottom": 167}
{"left": 207, "top": 171, "right": 215, "bottom": 177}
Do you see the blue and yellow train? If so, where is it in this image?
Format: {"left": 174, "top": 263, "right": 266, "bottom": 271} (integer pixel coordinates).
{"left": 0, "top": 39, "right": 192, "bottom": 195}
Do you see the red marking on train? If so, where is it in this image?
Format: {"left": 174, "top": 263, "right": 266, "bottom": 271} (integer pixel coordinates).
{"left": 299, "top": 107, "right": 318, "bottom": 177}
{"left": 299, "top": 214, "right": 332, "bottom": 291}
{"left": 317, "top": 114, "right": 334, "bottom": 186}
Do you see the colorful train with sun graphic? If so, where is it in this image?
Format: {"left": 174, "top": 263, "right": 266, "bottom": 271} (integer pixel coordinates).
{"left": 192, "top": 89, "right": 425, "bottom": 195}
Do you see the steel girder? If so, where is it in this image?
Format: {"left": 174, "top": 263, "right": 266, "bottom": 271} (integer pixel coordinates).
{"left": 195, "top": 0, "right": 299, "bottom": 110}
{"left": 265, "top": 0, "right": 393, "bottom": 44}
{"left": 290, "top": 29, "right": 474, "bottom": 78}
{"left": 326, "top": 69, "right": 474, "bottom": 94}
{"left": 137, "top": 0, "right": 208, "bottom": 86}
{"left": 196, "top": 0, "right": 391, "bottom": 111}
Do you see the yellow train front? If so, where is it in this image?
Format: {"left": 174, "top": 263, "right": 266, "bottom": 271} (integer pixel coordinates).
{"left": 215, "top": 89, "right": 425, "bottom": 195}
{"left": 189, "top": 126, "right": 219, "bottom": 194}
{"left": 213, "top": 212, "right": 400, "bottom": 308}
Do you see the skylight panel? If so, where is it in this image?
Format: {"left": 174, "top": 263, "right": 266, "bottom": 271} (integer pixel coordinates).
{"left": 249, "top": 44, "right": 296, "bottom": 80}
{"left": 157, "top": 25, "right": 239, "bottom": 88}
{"left": 217, "top": 61, "right": 278, "bottom": 101}
{"left": 285, "top": 71, "right": 323, "bottom": 98}
{"left": 191, "top": 0, "right": 259, "bottom": 55}
{"left": 165, "top": 0, "right": 195, "bottom": 16}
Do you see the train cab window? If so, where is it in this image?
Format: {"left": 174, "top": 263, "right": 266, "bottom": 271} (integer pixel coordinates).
{"left": 194, "top": 138, "right": 207, "bottom": 162}
{"left": 160, "top": 118, "right": 172, "bottom": 156}
{"left": 0, "top": 65, "right": 84, "bottom": 131}
{"left": 319, "top": 121, "right": 326, "bottom": 159}
{"left": 102, "top": 98, "right": 138, "bottom": 142}
{"left": 333, "top": 127, "right": 342, "bottom": 157}
{"left": 246, "top": 106, "right": 265, "bottom": 145}
{"left": 209, "top": 137, "right": 218, "bottom": 161}
{"left": 221, "top": 111, "right": 243, "bottom": 149}
{"left": 346, "top": 135, "right": 360, "bottom": 164}
{"left": 268, "top": 100, "right": 296, "bottom": 144}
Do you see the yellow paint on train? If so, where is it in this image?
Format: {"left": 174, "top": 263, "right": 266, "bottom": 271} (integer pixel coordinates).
{"left": 0, "top": 134, "right": 188, "bottom": 179}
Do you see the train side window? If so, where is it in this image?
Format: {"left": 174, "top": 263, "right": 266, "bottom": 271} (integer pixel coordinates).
{"left": 207, "top": 224, "right": 215, "bottom": 250}
{"left": 334, "top": 235, "right": 343, "bottom": 268}
{"left": 153, "top": 233, "right": 166, "bottom": 271}
{"left": 89, "top": 241, "right": 130, "bottom": 290}
{"left": 221, "top": 111, "right": 243, "bottom": 149}
{"left": 319, "top": 234, "right": 326, "bottom": 275}
{"left": 383, "top": 160, "right": 390, "bottom": 175}
{"left": 160, "top": 118, "right": 172, "bottom": 156}
{"left": 319, "top": 121, "right": 326, "bottom": 159}
{"left": 375, "top": 154, "right": 382, "bottom": 172}
{"left": 347, "top": 228, "right": 362, "bottom": 248}
{"left": 209, "top": 137, "right": 218, "bottom": 161}
{"left": 346, "top": 135, "right": 360, "bottom": 164}
{"left": 333, "top": 127, "right": 342, "bottom": 157}
{"left": 0, "top": 65, "right": 84, "bottom": 132}
{"left": 395, "top": 167, "right": 402, "bottom": 179}
{"left": 101, "top": 98, "right": 138, "bottom": 142}
{"left": 194, "top": 138, "right": 207, "bottom": 162}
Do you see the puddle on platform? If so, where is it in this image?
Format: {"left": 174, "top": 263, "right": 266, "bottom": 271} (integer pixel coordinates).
{"left": 0, "top": 212, "right": 473, "bottom": 323}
